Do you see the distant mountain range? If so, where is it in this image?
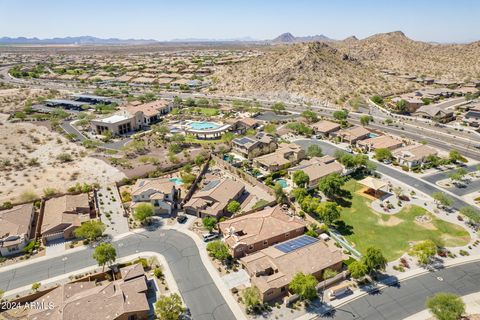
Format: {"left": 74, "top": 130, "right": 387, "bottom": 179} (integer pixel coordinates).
{"left": 0, "top": 36, "right": 158, "bottom": 45}
{"left": 271, "top": 32, "right": 336, "bottom": 43}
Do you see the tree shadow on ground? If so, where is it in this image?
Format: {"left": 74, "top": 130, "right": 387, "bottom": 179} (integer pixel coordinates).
{"left": 334, "top": 220, "right": 354, "bottom": 236}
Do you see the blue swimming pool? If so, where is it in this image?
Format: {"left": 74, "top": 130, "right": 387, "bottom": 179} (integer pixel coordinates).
{"left": 275, "top": 178, "right": 288, "bottom": 188}
{"left": 169, "top": 177, "right": 184, "bottom": 185}
{"left": 189, "top": 121, "right": 220, "bottom": 130}
{"left": 368, "top": 133, "right": 379, "bottom": 138}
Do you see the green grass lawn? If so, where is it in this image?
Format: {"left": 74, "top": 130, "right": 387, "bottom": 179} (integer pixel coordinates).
{"left": 336, "top": 179, "right": 470, "bottom": 261}
{"left": 182, "top": 107, "right": 220, "bottom": 117}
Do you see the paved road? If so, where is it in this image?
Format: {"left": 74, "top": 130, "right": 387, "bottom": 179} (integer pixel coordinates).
{"left": 423, "top": 164, "right": 480, "bottom": 196}
{"left": 294, "top": 139, "right": 473, "bottom": 211}
{"left": 323, "top": 261, "right": 480, "bottom": 320}
{"left": 0, "top": 229, "right": 236, "bottom": 320}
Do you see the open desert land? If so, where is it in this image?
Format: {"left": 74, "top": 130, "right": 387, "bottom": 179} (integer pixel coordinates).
{"left": 0, "top": 113, "right": 125, "bottom": 203}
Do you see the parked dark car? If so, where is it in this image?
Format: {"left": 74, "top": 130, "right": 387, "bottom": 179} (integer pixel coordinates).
{"left": 177, "top": 215, "right": 188, "bottom": 223}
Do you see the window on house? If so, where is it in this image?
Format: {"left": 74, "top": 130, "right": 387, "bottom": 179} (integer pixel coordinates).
{"left": 248, "top": 245, "right": 254, "bottom": 251}
{"left": 285, "top": 232, "right": 290, "bottom": 238}
{"left": 263, "top": 240, "right": 268, "bottom": 246}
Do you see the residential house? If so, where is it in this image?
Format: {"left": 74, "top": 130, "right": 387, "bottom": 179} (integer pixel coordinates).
{"left": 391, "top": 96, "right": 424, "bottom": 113}
{"left": 288, "top": 156, "right": 344, "bottom": 189}
{"left": 463, "top": 109, "right": 480, "bottom": 127}
{"left": 27, "top": 263, "right": 150, "bottom": 320}
{"left": 311, "top": 120, "right": 341, "bottom": 137}
{"left": 0, "top": 204, "right": 35, "bottom": 256}
{"left": 333, "top": 126, "right": 370, "bottom": 144}
{"left": 240, "top": 235, "right": 344, "bottom": 302}
{"left": 232, "top": 132, "right": 277, "bottom": 159}
{"left": 184, "top": 178, "right": 245, "bottom": 218}
{"left": 413, "top": 105, "right": 455, "bottom": 123}
{"left": 41, "top": 194, "right": 95, "bottom": 244}
{"left": 231, "top": 118, "right": 260, "bottom": 134}
{"left": 357, "top": 135, "right": 403, "bottom": 152}
{"left": 131, "top": 178, "right": 179, "bottom": 215}
{"left": 218, "top": 205, "right": 306, "bottom": 258}
{"left": 393, "top": 144, "right": 438, "bottom": 168}
{"left": 91, "top": 100, "right": 173, "bottom": 135}
{"left": 254, "top": 144, "right": 306, "bottom": 173}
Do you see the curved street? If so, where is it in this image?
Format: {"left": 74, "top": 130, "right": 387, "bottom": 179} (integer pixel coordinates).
{"left": 0, "top": 229, "right": 236, "bottom": 320}
{"left": 325, "top": 260, "right": 480, "bottom": 320}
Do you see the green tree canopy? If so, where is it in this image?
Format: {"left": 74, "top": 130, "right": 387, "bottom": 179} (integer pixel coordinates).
{"left": 426, "top": 293, "right": 465, "bottom": 320}
{"left": 273, "top": 182, "right": 286, "bottom": 203}
{"left": 374, "top": 148, "right": 393, "bottom": 161}
{"left": 271, "top": 102, "right": 286, "bottom": 114}
{"left": 459, "top": 206, "right": 480, "bottom": 223}
{"left": 360, "top": 115, "right": 373, "bottom": 126}
{"left": 301, "top": 110, "right": 319, "bottom": 123}
{"left": 202, "top": 216, "right": 217, "bottom": 232}
{"left": 348, "top": 261, "right": 368, "bottom": 279}
{"left": 362, "top": 247, "right": 387, "bottom": 275}
{"left": 133, "top": 203, "right": 154, "bottom": 223}
{"left": 307, "top": 144, "right": 323, "bottom": 158}
{"left": 292, "top": 170, "right": 310, "bottom": 188}
{"left": 289, "top": 272, "right": 318, "bottom": 300}
{"left": 333, "top": 110, "right": 349, "bottom": 121}
{"left": 206, "top": 240, "right": 231, "bottom": 261}
{"left": 432, "top": 192, "right": 454, "bottom": 208}
{"left": 243, "top": 286, "right": 261, "bottom": 310}
{"left": 93, "top": 243, "right": 117, "bottom": 271}
{"left": 449, "top": 150, "right": 467, "bottom": 163}
{"left": 317, "top": 173, "right": 345, "bottom": 199}
{"left": 316, "top": 202, "right": 341, "bottom": 226}
{"left": 74, "top": 220, "right": 106, "bottom": 242}
{"left": 227, "top": 200, "right": 241, "bottom": 214}
{"left": 264, "top": 123, "right": 277, "bottom": 135}
{"left": 371, "top": 95, "right": 384, "bottom": 105}
{"left": 410, "top": 240, "right": 437, "bottom": 266}
{"left": 155, "top": 293, "right": 185, "bottom": 320}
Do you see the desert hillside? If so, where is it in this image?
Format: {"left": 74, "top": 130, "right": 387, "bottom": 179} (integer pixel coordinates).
{"left": 214, "top": 32, "right": 480, "bottom": 105}
{"left": 333, "top": 31, "right": 480, "bottom": 81}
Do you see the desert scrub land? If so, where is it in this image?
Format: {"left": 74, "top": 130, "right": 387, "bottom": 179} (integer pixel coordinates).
{"left": 0, "top": 88, "right": 68, "bottom": 113}
{"left": 0, "top": 114, "right": 125, "bottom": 203}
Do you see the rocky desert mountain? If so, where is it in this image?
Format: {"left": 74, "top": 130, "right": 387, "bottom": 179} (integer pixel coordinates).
{"left": 214, "top": 31, "right": 480, "bottom": 105}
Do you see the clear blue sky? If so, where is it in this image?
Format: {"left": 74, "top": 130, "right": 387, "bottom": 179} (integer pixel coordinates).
{"left": 1, "top": 0, "right": 479, "bottom": 43}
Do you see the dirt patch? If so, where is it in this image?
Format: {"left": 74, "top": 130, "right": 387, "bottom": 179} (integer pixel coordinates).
{"left": 0, "top": 114, "right": 125, "bottom": 203}
{"left": 414, "top": 220, "right": 437, "bottom": 230}
{"left": 356, "top": 186, "right": 377, "bottom": 201}
{"left": 378, "top": 215, "right": 403, "bottom": 226}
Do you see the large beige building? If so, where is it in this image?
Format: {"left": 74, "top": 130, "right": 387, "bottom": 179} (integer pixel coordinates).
{"left": 241, "top": 235, "right": 344, "bottom": 302}
{"left": 218, "top": 205, "right": 306, "bottom": 258}
{"left": 91, "top": 100, "right": 173, "bottom": 135}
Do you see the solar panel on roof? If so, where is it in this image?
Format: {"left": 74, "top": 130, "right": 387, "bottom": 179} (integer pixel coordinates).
{"left": 201, "top": 180, "right": 221, "bottom": 191}
{"left": 234, "top": 137, "right": 253, "bottom": 145}
{"left": 274, "top": 235, "right": 319, "bottom": 253}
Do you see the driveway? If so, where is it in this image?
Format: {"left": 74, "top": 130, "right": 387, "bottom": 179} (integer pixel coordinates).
{"left": 0, "top": 229, "right": 236, "bottom": 320}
